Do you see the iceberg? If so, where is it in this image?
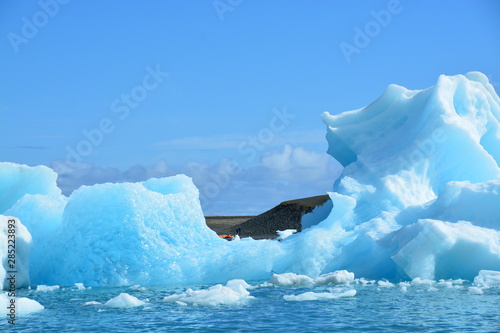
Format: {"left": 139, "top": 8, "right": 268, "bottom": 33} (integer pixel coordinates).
{"left": 2, "top": 72, "right": 500, "bottom": 288}
{"left": 318, "top": 72, "right": 500, "bottom": 280}
{"left": 473, "top": 270, "right": 500, "bottom": 287}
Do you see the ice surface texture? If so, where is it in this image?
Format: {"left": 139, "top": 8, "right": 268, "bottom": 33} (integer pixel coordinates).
{"left": 1, "top": 72, "right": 499, "bottom": 288}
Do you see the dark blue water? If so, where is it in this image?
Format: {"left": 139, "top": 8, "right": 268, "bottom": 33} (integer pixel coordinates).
{"left": 2, "top": 281, "right": 500, "bottom": 332}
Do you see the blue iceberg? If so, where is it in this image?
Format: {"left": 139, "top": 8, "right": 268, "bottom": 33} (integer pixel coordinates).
{"left": 1, "top": 72, "right": 500, "bottom": 288}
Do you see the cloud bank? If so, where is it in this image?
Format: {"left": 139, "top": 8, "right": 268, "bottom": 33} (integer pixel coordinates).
{"left": 51, "top": 145, "right": 342, "bottom": 215}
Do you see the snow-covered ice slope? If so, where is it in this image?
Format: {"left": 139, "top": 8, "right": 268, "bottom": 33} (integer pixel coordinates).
{"left": 1, "top": 72, "right": 499, "bottom": 288}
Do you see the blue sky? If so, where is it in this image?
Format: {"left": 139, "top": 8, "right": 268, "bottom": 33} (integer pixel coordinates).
{"left": 1, "top": 0, "right": 499, "bottom": 215}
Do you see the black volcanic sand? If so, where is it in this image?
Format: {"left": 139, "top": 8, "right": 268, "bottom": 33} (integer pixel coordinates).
{"left": 205, "top": 216, "right": 255, "bottom": 234}
{"left": 205, "top": 194, "right": 331, "bottom": 240}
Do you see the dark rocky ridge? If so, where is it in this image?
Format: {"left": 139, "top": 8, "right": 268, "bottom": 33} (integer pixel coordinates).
{"left": 206, "top": 194, "right": 331, "bottom": 240}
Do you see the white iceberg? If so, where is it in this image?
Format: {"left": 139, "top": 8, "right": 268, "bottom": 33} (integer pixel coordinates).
{"left": 0, "top": 292, "right": 44, "bottom": 315}
{"left": 104, "top": 293, "right": 145, "bottom": 308}
{"left": 162, "top": 279, "right": 253, "bottom": 306}
{"left": 35, "top": 285, "right": 60, "bottom": 292}
{"left": 473, "top": 270, "right": 500, "bottom": 287}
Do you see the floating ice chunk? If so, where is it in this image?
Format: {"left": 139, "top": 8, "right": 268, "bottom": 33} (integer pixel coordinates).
{"left": 283, "top": 289, "right": 356, "bottom": 301}
{"left": 0, "top": 293, "right": 44, "bottom": 315}
{"left": 105, "top": 293, "right": 145, "bottom": 308}
{"left": 357, "top": 278, "right": 376, "bottom": 286}
{"left": 225, "top": 279, "right": 252, "bottom": 292}
{"left": 411, "top": 278, "right": 435, "bottom": 286}
{"left": 129, "top": 285, "right": 147, "bottom": 291}
{"left": 399, "top": 282, "right": 411, "bottom": 292}
{"left": 268, "top": 273, "right": 315, "bottom": 287}
{"left": 437, "top": 279, "right": 465, "bottom": 288}
{"left": 468, "top": 287, "right": 484, "bottom": 295}
{"left": 437, "top": 281, "right": 453, "bottom": 288}
{"left": 35, "top": 285, "right": 59, "bottom": 292}
{"left": 268, "top": 270, "right": 354, "bottom": 288}
{"left": 314, "top": 270, "right": 355, "bottom": 285}
{"left": 276, "top": 229, "right": 297, "bottom": 241}
{"left": 163, "top": 279, "right": 253, "bottom": 306}
{"left": 377, "top": 280, "right": 394, "bottom": 288}
{"left": 74, "top": 283, "right": 88, "bottom": 291}
{"left": 83, "top": 301, "right": 102, "bottom": 306}
{"left": 473, "top": 270, "right": 500, "bottom": 287}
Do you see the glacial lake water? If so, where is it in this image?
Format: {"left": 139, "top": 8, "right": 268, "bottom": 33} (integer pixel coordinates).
{"left": 2, "top": 280, "right": 500, "bottom": 332}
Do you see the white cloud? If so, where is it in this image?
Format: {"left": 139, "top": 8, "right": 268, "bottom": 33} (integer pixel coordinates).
{"left": 260, "top": 144, "right": 342, "bottom": 181}
{"left": 50, "top": 145, "right": 343, "bottom": 215}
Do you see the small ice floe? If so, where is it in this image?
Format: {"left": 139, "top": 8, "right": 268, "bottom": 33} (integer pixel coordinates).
{"left": 399, "top": 282, "right": 411, "bottom": 293}
{"left": 437, "top": 279, "right": 464, "bottom": 289}
{"left": 74, "top": 283, "right": 90, "bottom": 291}
{"left": 283, "top": 289, "right": 356, "bottom": 302}
{"left": 377, "top": 280, "right": 394, "bottom": 288}
{"left": 314, "top": 271, "right": 355, "bottom": 286}
{"left": 129, "top": 285, "right": 147, "bottom": 291}
{"left": 357, "top": 278, "right": 376, "bottom": 286}
{"left": 35, "top": 285, "right": 60, "bottom": 292}
{"left": 411, "top": 278, "right": 435, "bottom": 286}
{"left": 468, "top": 287, "right": 484, "bottom": 295}
{"left": 162, "top": 279, "right": 253, "bottom": 307}
{"left": 268, "top": 273, "right": 314, "bottom": 288}
{"left": 83, "top": 301, "right": 102, "bottom": 306}
{"left": 437, "top": 281, "right": 453, "bottom": 288}
{"left": 105, "top": 293, "right": 146, "bottom": 308}
{"left": 267, "top": 270, "right": 355, "bottom": 288}
{"left": 0, "top": 293, "right": 44, "bottom": 315}
{"left": 276, "top": 229, "right": 297, "bottom": 241}
{"left": 473, "top": 270, "right": 500, "bottom": 287}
